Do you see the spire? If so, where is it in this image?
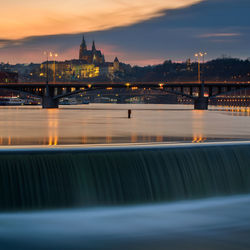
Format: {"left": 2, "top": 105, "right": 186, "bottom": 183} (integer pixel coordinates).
{"left": 79, "top": 35, "right": 87, "bottom": 60}
{"left": 113, "top": 57, "right": 120, "bottom": 71}
{"left": 92, "top": 40, "right": 96, "bottom": 51}
{"left": 81, "top": 35, "right": 87, "bottom": 50}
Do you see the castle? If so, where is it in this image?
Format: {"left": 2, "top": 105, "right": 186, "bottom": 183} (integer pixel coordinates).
{"left": 41, "top": 35, "right": 121, "bottom": 80}
{"left": 79, "top": 36, "right": 105, "bottom": 65}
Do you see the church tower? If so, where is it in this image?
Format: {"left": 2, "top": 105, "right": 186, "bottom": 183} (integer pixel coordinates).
{"left": 113, "top": 57, "right": 120, "bottom": 72}
{"left": 78, "top": 36, "right": 105, "bottom": 64}
{"left": 79, "top": 35, "right": 87, "bottom": 60}
{"left": 92, "top": 41, "right": 96, "bottom": 52}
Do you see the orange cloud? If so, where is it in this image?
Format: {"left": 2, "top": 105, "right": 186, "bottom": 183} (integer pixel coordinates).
{"left": 0, "top": 0, "right": 203, "bottom": 39}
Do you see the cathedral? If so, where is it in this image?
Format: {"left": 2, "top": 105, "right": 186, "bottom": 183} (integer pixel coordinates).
{"left": 79, "top": 36, "right": 105, "bottom": 65}
{"left": 40, "top": 36, "right": 121, "bottom": 80}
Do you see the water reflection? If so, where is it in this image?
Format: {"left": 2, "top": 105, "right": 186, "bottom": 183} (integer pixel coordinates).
{"left": 192, "top": 110, "right": 205, "bottom": 143}
{"left": 211, "top": 105, "right": 250, "bottom": 116}
{"left": 1, "top": 104, "right": 250, "bottom": 146}
{"left": 192, "top": 136, "right": 207, "bottom": 143}
{"left": 0, "top": 135, "right": 242, "bottom": 146}
{"left": 47, "top": 109, "right": 59, "bottom": 146}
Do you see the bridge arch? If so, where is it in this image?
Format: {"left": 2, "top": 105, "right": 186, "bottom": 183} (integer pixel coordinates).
{"left": 1, "top": 81, "right": 250, "bottom": 109}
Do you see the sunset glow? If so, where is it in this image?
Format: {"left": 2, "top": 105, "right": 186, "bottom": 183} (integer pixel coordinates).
{"left": 0, "top": 0, "right": 202, "bottom": 39}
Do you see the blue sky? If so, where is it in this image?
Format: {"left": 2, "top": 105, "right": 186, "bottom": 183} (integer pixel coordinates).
{"left": 0, "top": 0, "right": 249, "bottom": 65}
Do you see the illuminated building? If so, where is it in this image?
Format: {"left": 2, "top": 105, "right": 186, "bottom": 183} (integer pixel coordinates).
{"left": 79, "top": 36, "right": 105, "bottom": 65}
{"left": 71, "top": 63, "right": 100, "bottom": 78}
{"left": 40, "top": 36, "right": 121, "bottom": 80}
{"left": 40, "top": 60, "right": 100, "bottom": 80}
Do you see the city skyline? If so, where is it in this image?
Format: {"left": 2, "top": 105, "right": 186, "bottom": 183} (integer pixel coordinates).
{"left": 0, "top": 0, "right": 250, "bottom": 65}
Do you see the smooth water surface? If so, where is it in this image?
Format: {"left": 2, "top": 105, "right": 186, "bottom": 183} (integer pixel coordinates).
{"left": 1, "top": 104, "right": 250, "bottom": 146}
{"left": 1, "top": 195, "right": 250, "bottom": 250}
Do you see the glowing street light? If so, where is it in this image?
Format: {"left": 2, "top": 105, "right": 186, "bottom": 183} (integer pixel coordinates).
{"left": 50, "top": 52, "right": 58, "bottom": 83}
{"left": 195, "top": 52, "right": 207, "bottom": 83}
{"left": 43, "top": 51, "right": 50, "bottom": 84}
{"left": 43, "top": 51, "right": 58, "bottom": 84}
{"left": 195, "top": 53, "right": 201, "bottom": 83}
{"left": 199, "top": 52, "right": 207, "bottom": 64}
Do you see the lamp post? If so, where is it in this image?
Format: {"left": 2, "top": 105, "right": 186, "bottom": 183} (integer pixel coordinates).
{"left": 195, "top": 52, "right": 207, "bottom": 100}
{"left": 41, "top": 51, "right": 59, "bottom": 108}
{"left": 43, "top": 51, "right": 49, "bottom": 85}
{"left": 200, "top": 52, "right": 207, "bottom": 82}
{"left": 195, "top": 53, "right": 200, "bottom": 83}
{"left": 50, "top": 52, "right": 58, "bottom": 83}
{"left": 195, "top": 52, "right": 207, "bottom": 83}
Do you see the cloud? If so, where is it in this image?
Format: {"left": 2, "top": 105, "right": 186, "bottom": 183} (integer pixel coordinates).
{"left": 0, "top": 0, "right": 202, "bottom": 39}
{"left": 1, "top": 0, "right": 250, "bottom": 65}
{"left": 198, "top": 33, "right": 241, "bottom": 38}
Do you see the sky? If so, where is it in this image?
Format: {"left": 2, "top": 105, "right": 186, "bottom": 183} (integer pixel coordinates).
{"left": 0, "top": 0, "right": 249, "bottom": 66}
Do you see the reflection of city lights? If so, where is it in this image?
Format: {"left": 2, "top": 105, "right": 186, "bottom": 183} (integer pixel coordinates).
{"left": 156, "top": 136, "right": 163, "bottom": 142}
{"left": 192, "top": 136, "right": 206, "bottom": 143}
{"left": 47, "top": 109, "right": 58, "bottom": 146}
{"left": 106, "top": 136, "right": 112, "bottom": 143}
{"left": 131, "top": 134, "right": 137, "bottom": 143}
{"left": 48, "top": 136, "right": 58, "bottom": 146}
{"left": 82, "top": 136, "right": 87, "bottom": 144}
{"left": 8, "top": 136, "right": 11, "bottom": 145}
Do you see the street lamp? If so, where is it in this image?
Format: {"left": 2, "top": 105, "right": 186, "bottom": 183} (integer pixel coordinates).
{"left": 43, "top": 51, "right": 58, "bottom": 84}
{"left": 50, "top": 52, "right": 58, "bottom": 83}
{"left": 200, "top": 52, "right": 207, "bottom": 83}
{"left": 200, "top": 52, "right": 207, "bottom": 64}
{"left": 195, "top": 52, "right": 207, "bottom": 99}
{"left": 195, "top": 52, "right": 207, "bottom": 83}
{"left": 195, "top": 53, "right": 200, "bottom": 83}
{"left": 43, "top": 51, "right": 49, "bottom": 84}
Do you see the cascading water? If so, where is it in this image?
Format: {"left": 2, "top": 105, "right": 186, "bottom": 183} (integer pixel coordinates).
{"left": 1, "top": 144, "right": 250, "bottom": 211}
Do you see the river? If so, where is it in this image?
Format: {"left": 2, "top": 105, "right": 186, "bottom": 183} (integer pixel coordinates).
{"left": 1, "top": 104, "right": 250, "bottom": 250}
{"left": 0, "top": 104, "right": 250, "bottom": 146}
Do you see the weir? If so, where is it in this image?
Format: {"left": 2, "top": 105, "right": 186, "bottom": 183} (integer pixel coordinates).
{"left": 1, "top": 143, "right": 250, "bottom": 211}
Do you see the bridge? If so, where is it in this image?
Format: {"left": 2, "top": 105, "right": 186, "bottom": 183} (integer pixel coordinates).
{"left": 1, "top": 81, "right": 250, "bottom": 109}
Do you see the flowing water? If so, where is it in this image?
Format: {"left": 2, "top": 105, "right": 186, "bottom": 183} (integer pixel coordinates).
{"left": 1, "top": 144, "right": 250, "bottom": 211}
{"left": 1, "top": 104, "right": 250, "bottom": 249}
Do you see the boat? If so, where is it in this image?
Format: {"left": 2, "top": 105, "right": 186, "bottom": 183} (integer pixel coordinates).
{"left": 0, "top": 97, "right": 25, "bottom": 106}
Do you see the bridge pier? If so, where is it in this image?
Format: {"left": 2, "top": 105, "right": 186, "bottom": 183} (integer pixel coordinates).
{"left": 194, "top": 97, "right": 208, "bottom": 110}
{"left": 42, "top": 96, "right": 59, "bottom": 109}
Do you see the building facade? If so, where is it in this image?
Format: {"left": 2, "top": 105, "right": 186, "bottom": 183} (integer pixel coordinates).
{"left": 79, "top": 36, "right": 105, "bottom": 65}
{"left": 40, "top": 36, "right": 121, "bottom": 81}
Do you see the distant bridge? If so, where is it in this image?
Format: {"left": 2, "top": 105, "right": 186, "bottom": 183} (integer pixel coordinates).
{"left": 1, "top": 81, "right": 250, "bottom": 109}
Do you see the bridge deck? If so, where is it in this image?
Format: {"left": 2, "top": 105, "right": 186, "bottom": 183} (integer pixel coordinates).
{"left": 1, "top": 81, "right": 250, "bottom": 88}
